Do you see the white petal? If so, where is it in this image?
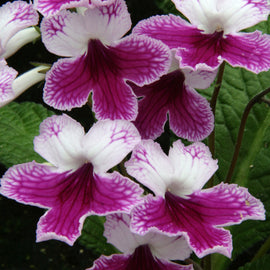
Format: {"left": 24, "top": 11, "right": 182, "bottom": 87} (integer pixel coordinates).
{"left": 125, "top": 140, "right": 174, "bottom": 197}
{"left": 168, "top": 140, "right": 218, "bottom": 197}
{"left": 83, "top": 120, "right": 141, "bottom": 173}
{"left": 34, "top": 114, "right": 86, "bottom": 171}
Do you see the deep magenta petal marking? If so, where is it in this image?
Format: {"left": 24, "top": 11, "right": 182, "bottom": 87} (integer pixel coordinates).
{"left": 89, "top": 246, "right": 192, "bottom": 270}
{"left": 130, "top": 70, "right": 213, "bottom": 140}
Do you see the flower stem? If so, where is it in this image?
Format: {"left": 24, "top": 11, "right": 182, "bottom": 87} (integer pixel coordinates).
{"left": 207, "top": 62, "right": 225, "bottom": 188}
{"left": 252, "top": 235, "right": 270, "bottom": 262}
{"left": 225, "top": 87, "right": 270, "bottom": 184}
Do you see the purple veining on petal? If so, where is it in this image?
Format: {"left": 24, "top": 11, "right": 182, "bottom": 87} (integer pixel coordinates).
{"left": 221, "top": 31, "right": 270, "bottom": 73}
{"left": 43, "top": 55, "right": 93, "bottom": 110}
{"left": 83, "top": 120, "right": 141, "bottom": 173}
{"left": 1, "top": 162, "right": 142, "bottom": 245}
{"left": 34, "top": 114, "right": 85, "bottom": 171}
{"left": 34, "top": 0, "right": 89, "bottom": 17}
{"left": 0, "top": 61, "right": 17, "bottom": 105}
{"left": 104, "top": 213, "right": 193, "bottom": 261}
{"left": 130, "top": 69, "right": 213, "bottom": 140}
{"left": 44, "top": 38, "right": 139, "bottom": 119}
{"left": 0, "top": 1, "right": 39, "bottom": 57}
{"left": 131, "top": 183, "right": 265, "bottom": 258}
{"left": 88, "top": 246, "right": 193, "bottom": 270}
{"left": 116, "top": 35, "right": 171, "bottom": 86}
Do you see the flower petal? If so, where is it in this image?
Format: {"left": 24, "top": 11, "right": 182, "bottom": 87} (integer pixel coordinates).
{"left": 131, "top": 70, "right": 214, "bottom": 141}
{"left": 34, "top": 115, "right": 85, "bottom": 171}
{"left": 1, "top": 162, "right": 143, "bottom": 245}
{"left": 90, "top": 171, "right": 143, "bottom": 215}
{"left": 133, "top": 14, "right": 222, "bottom": 70}
{"left": 131, "top": 183, "right": 265, "bottom": 258}
{"left": 172, "top": 0, "right": 270, "bottom": 34}
{"left": 88, "top": 249, "right": 193, "bottom": 270}
{"left": 125, "top": 140, "right": 173, "bottom": 197}
{"left": 104, "top": 213, "right": 192, "bottom": 260}
{"left": 168, "top": 141, "right": 218, "bottom": 197}
{"left": 0, "top": 60, "right": 17, "bottom": 107}
{"left": 116, "top": 35, "right": 171, "bottom": 86}
{"left": 0, "top": 1, "right": 38, "bottom": 57}
{"left": 34, "top": 0, "right": 89, "bottom": 17}
{"left": 169, "top": 85, "right": 214, "bottom": 141}
{"left": 40, "top": 0, "right": 131, "bottom": 56}
{"left": 182, "top": 67, "right": 217, "bottom": 89}
{"left": 83, "top": 120, "right": 141, "bottom": 173}
{"left": 43, "top": 56, "right": 93, "bottom": 110}
{"left": 221, "top": 31, "right": 270, "bottom": 73}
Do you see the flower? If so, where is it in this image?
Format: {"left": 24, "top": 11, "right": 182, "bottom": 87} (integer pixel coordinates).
{"left": 128, "top": 56, "right": 215, "bottom": 141}
{"left": 125, "top": 140, "right": 265, "bottom": 258}
{"left": 0, "top": 60, "right": 47, "bottom": 107}
{"left": 88, "top": 213, "right": 193, "bottom": 270}
{"left": 0, "top": 1, "right": 39, "bottom": 59}
{"left": 34, "top": 0, "right": 115, "bottom": 17}
{"left": 0, "top": 115, "right": 143, "bottom": 245}
{"left": 133, "top": 0, "right": 270, "bottom": 73}
{"left": 40, "top": 0, "right": 171, "bottom": 120}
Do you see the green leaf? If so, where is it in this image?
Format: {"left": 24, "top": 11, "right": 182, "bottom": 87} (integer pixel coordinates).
{"left": 154, "top": 0, "right": 180, "bottom": 15}
{"left": 78, "top": 216, "right": 118, "bottom": 256}
{"left": 238, "top": 255, "right": 270, "bottom": 270}
{"left": 0, "top": 102, "right": 54, "bottom": 168}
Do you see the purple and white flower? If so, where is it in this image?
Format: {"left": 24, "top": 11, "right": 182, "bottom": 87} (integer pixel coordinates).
{"left": 125, "top": 140, "right": 265, "bottom": 258}
{"left": 0, "top": 60, "right": 47, "bottom": 107}
{"left": 34, "top": 0, "right": 115, "bottom": 17}
{"left": 40, "top": 0, "right": 171, "bottom": 120}
{"left": 0, "top": 115, "right": 143, "bottom": 245}
{"left": 88, "top": 213, "right": 193, "bottom": 270}
{"left": 133, "top": 0, "right": 270, "bottom": 73}
{"left": 128, "top": 56, "right": 215, "bottom": 141}
{"left": 0, "top": 1, "right": 39, "bottom": 59}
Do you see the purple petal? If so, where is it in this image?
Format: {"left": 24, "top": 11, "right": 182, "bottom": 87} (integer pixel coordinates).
{"left": 104, "top": 213, "right": 192, "bottom": 260}
{"left": 88, "top": 247, "right": 193, "bottom": 270}
{"left": 43, "top": 55, "right": 93, "bottom": 110}
{"left": 0, "top": 60, "right": 17, "bottom": 107}
{"left": 116, "top": 35, "right": 171, "bottom": 86}
{"left": 40, "top": 0, "right": 131, "bottom": 56}
{"left": 133, "top": 15, "right": 222, "bottom": 70}
{"left": 83, "top": 120, "right": 141, "bottom": 173}
{"left": 1, "top": 162, "right": 143, "bottom": 245}
{"left": 221, "top": 31, "right": 270, "bottom": 73}
{"left": 131, "top": 70, "right": 214, "bottom": 140}
{"left": 131, "top": 183, "right": 265, "bottom": 258}
{"left": 34, "top": 0, "right": 89, "bottom": 17}
{"left": 0, "top": 1, "right": 38, "bottom": 57}
{"left": 34, "top": 114, "right": 86, "bottom": 171}
{"left": 172, "top": 0, "right": 270, "bottom": 34}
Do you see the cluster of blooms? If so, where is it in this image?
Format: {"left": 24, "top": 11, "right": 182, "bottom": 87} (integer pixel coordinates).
{"left": 0, "top": 0, "right": 269, "bottom": 269}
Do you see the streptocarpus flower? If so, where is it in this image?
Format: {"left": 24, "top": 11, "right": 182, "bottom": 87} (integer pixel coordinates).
{"left": 0, "top": 115, "right": 143, "bottom": 245}
{"left": 0, "top": 1, "right": 39, "bottom": 59}
{"left": 133, "top": 0, "right": 270, "bottom": 73}
{"left": 0, "top": 60, "right": 47, "bottom": 107}
{"left": 34, "top": 0, "right": 115, "bottom": 17}
{"left": 40, "top": 0, "right": 171, "bottom": 120}
{"left": 125, "top": 140, "right": 265, "bottom": 258}
{"left": 88, "top": 213, "right": 193, "bottom": 270}
{"left": 128, "top": 56, "right": 215, "bottom": 141}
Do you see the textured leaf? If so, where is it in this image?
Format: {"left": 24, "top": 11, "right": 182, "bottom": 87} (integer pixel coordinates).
{"left": 78, "top": 216, "right": 118, "bottom": 256}
{"left": 238, "top": 255, "right": 270, "bottom": 270}
{"left": 0, "top": 102, "right": 54, "bottom": 168}
{"left": 155, "top": 0, "right": 180, "bottom": 15}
